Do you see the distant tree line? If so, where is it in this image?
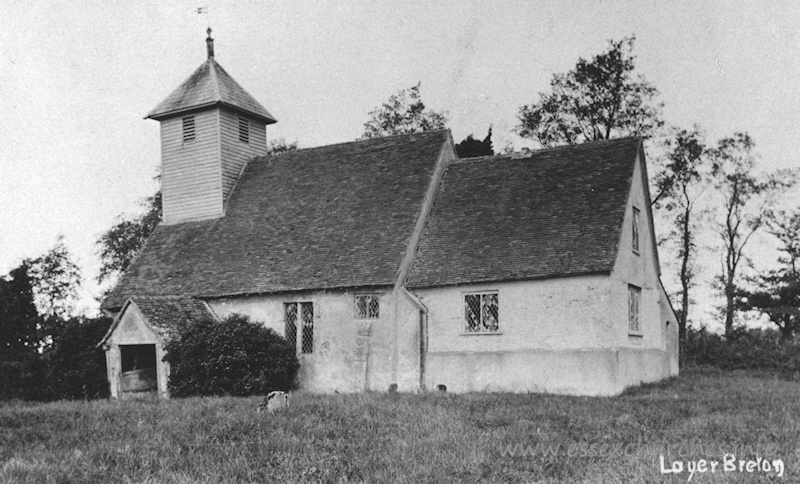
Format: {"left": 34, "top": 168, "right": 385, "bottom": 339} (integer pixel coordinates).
{"left": 1, "top": 240, "right": 109, "bottom": 401}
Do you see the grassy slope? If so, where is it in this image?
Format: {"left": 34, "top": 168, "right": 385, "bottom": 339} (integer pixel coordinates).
{"left": 1, "top": 368, "right": 799, "bottom": 483}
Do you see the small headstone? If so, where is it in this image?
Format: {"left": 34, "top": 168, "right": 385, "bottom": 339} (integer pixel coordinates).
{"left": 257, "top": 391, "right": 290, "bottom": 413}
{"left": 388, "top": 383, "right": 398, "bottom": 393}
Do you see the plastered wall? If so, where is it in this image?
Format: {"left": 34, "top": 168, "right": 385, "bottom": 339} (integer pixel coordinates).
{"left": 207, "top": 286, "right": 422, "bottom": 392}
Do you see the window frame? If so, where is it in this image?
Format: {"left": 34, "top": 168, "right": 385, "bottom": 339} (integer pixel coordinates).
{"left": 283, "top": 301, "right": 314, "bottom": 354}
{"left": 182, "top": 115, "right": 196, "bottom": 144}
{"left": 462, "top": 291, "right": 501, "bottom": 335}
{"left": 354, "top": 294, "right": 380, "bottom": 320}
{"left": 628, "top": 285, "right": 642, "bottom": 336}
{"left": 632, "top": 207, "right": 641, "bottom": 254}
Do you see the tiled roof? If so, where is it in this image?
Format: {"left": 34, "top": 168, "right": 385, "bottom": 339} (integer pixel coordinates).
{"left": 102, "top": 131, "right": 449, "bottom": 310}
{"left": 146, "top": 58, "right": 276, "bottom": 124}
{"left": 406, "top": 137, "right": 641, "bottom": 288}
{"left": 134, "top": 296, "right": 214, "bottom": 341}
{"left": 99, "top": 296, "right": 213, "bottom": 345}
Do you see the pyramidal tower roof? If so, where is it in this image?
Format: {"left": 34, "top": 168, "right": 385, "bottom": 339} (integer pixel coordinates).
{"left": 146, "top": 29, "right": 276, "bottom": 124}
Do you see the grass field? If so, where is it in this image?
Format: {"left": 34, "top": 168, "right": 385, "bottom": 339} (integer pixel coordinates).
{"left": 1, "top": 367, "right": 798, "bottom": 483}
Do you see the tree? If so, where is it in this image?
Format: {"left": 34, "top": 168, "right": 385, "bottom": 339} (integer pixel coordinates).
{"left": 27, "top": 236, "right": 82, "bottom": 323}
{"left": 25, "top": 237, "right": 82, "bottom": 352}
{"left": 47, "top": 317, "right": 112, "bottom": 399}
{"left": 0, "top": 263, "right": 40, "bottom": 360}
{"left": 267, "top": 138, "right": 299, "bottom": 155}
{"left": 767, "top": 209, "right": 800, "bottom": 279}
{"left": 710, "top": 133, "right": 795, "bottom": 338}
{"left": 361, "top": 82, "right": 448, "bottom": 139}
{"left": 738, "top": 209, "right": 800, "bottom": 339}
{"left": 97, "top": 191, "right": 162, "bottom": 284}
{"left": 517, "top": 36, "right": 664, "bottom": 148}
{"left": 0, "top": 262, "right": 47, "bottom": 401}
{"left": 651, "top": 127, "right": 711, "bottom": 340}
{"left": 741, "top": 279, "right": 800, "bottom": 340}
{"left": 455, "top": 127, "right": 494, "bottom": 158}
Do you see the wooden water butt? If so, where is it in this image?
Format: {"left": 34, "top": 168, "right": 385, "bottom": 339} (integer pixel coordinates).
{"left": 120, "top": 367, "right": 158, "bottom": 392}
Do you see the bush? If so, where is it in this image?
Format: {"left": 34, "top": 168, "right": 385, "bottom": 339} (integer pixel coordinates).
{"left": 164, "top": 313, "right": 299, "bottom": 397}
{"left": 683, "top": 326, "right": 800, "bottom": 376}
{"left": 0, "top": 317, "right": 111, "bottom": 402}
{"left": 0, "top": 353, "right": 49, "bottom": 401}
{"left": 47, "top": 317, "right": 112, "bottom": 400}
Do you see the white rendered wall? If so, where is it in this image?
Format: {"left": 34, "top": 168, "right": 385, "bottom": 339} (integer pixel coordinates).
{"left": 207, "top": 287, "right": 421, "bottom": 393}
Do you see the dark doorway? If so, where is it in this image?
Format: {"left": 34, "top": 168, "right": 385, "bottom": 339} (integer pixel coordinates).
{"left": 120, "top": 344, "right": 157, "bottom": 393}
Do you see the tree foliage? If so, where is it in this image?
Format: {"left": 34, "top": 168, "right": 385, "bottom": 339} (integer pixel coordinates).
{"left": 97, "top": 191, "right": 162, "bottom": 284}
{"left": 517, "top": 36, "right": 664, "bottom": 148}
{"left": 1, "top": 260, "right": 110, "bottom": 401}
{"left": 651, "top": 127, "right": 711, "bottom": 340}
{"left": 767, "top": 209, "right": 800, "bottom": 278}
{"left": 455, "top": 127, "right": 494, "bottom": 158}
{"left": 27, "top": 236, "right": 82, "bottom": 323}
{"left": 683, "top": 326, "right": 800, "bottom": 373}
{"left": 710, "top": 133, "right": 796, "bottom": 338}
{"left": 47, "top": 317, "right": 111, "bottom": 399}
{"left": 361, "top": 82, "right": 448, "bottom": 139}
{"left": 164, "top": 313, "right": 300, "bottom": 397}
{"left": 267, "top": 137, "right": 299, "bottom": 155}
{"left": 0, "top": 263, "right": 40, "bottom": 361}
{"left": 739, "top": 209, "right": 800, "bottom": 339}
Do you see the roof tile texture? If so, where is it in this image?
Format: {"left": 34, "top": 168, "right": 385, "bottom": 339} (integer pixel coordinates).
{"left": 103, "top": 131, "right": 448, "bottom": 309}
{"left": 406, "top": 137, "right": 640, "bottom": 288}
{"left": 133, "top": 296, "right": 214, "bottom": 341}
{"left": 147, "top": 58, "right": 276, "bottom": 123}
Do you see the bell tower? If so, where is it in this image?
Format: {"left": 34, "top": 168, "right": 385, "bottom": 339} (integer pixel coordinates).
{"left": 146, "top": 30, "right": 277, "bottom": 225}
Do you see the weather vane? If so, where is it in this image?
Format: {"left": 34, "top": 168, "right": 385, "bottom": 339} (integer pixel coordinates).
{"left": 196, "top": 6, "right": 209, "bottom": 28}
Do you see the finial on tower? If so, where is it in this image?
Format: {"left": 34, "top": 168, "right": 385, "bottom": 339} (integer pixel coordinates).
{"left": 206, "top": 28, "right": 214, "bottom": 58}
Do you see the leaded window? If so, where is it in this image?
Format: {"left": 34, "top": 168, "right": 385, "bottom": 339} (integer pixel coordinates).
{"left": 284, "top": 302, "right": 314, "bottom": 354}
{"left": 301, "top": 302, "right": 314, "bottom": 354}
{"left": 464, "top": 293, "right": 499, "bottom": 333}
{"left": 628, "top": 285, "right": 641, "bottom": 333}
{"left": 355, "top": 294, "right": 380, "bottom": 319}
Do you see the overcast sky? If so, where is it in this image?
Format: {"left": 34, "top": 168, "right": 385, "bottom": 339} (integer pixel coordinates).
{"left": 2, "top": 1, "right": 799, "bottom": 318}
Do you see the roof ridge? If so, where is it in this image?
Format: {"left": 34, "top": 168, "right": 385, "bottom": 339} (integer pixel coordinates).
{"left": 452, "top": 155, "right": 509, "bottom": 164}
{"left": 208, "top": 58, "right": 222, "bottom": 101}
{"left": 453, "top": 137, "right": 641, "bottom": 164}
{"left": 252, "top": 129, "right": 450, "bottom": 162}
{"left": 526, "top": 136, "right": 641, "bottom": 154}
{"left": 129, "top": 294, "right": 194, "bottom": 301}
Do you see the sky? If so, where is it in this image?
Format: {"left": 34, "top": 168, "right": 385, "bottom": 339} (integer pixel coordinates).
{"left": 2, "top": 1, "right": 799, "bottom": 321}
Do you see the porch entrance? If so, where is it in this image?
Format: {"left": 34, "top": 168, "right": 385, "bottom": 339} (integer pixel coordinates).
{"left": 119, "top": 344, "right": 158, "bottom": 394}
